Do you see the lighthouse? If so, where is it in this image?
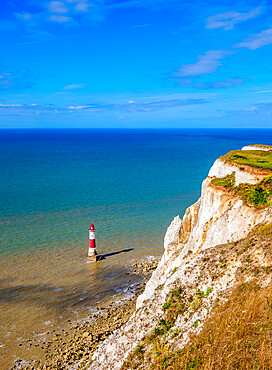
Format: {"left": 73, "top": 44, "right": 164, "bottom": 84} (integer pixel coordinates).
{"left": 88, "top": 223, "right": 101, "bottom": 262}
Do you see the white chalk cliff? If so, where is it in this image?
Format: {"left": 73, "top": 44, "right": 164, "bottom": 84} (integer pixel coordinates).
{"left": 89, "top": 146, "right": 272, "bottom": 370}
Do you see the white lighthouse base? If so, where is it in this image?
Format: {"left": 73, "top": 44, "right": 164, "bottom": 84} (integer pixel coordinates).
{"left": 88, "top": 248, "right": 102, "bottom": 262}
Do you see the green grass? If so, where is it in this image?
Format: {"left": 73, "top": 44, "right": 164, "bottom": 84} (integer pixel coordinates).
{"left": 211, "top": 173, "right": 235, "bottom": 189}
{"left": 221, "top": 149, "right": 272, "bottom": 171}
{"left": 211, "top": 174, "right": 272, "bottom": 207}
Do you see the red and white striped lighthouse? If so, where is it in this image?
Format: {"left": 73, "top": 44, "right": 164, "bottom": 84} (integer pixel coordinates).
{"left": 89, "top": 223, "right": 96, "bottom": 250}
{"left": 88, "top": 223, "right": 101, "bottom": 261}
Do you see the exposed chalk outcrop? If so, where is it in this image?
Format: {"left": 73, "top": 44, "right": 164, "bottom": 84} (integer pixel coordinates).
{"left": 242, "top": 144, "right": 272, "bottom": 151}
{"left": 208, "top": 158, "right": 262, "bottom": 185}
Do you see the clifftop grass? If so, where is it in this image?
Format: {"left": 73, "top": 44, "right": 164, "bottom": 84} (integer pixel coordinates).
{"left": 221, "top": 149, "right": 272, "bottom": 171}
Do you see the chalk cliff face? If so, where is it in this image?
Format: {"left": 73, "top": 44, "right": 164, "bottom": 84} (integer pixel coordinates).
{"left": 90, "top": 147, "right": 272, "bottom": 370}
{"left": 208, "top": 158, "right": 263, "bottom": 185}
{"left": 242, "top": 144, "right": 272, "bottom": 151}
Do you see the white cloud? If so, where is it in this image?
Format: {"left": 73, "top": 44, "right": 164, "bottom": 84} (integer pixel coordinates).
{"left": 48, "top": 1, "right": 68, "bottom": 14}
{"left": 63, "top": 84, "right": 87, "bottom": 90}
{"left": 0, "top": 97, "right": 208, "bottom": 114}
{"left": 206, "top": 7, "right": 262, "bottom": 31}
{"left": 233, "top": 102, "right": 272, "bottom": 115}
{"left": 69, "top": 105, "right": 89, "bottom": 109}
{"left": 0, "top": 103, "right": 23, "bottom": 107}
{"left": 12, "top": 0, "right": 185, "bottom": 30}
{"left": 14, "top": 0, "right": 101, "bottom": 28}
{"left": 242, "top": 106, "right": 258, "bottom": 111}
{"left": 174, "top": 50, "right": 230, "bottom": 77}
{"left": 131, "top": 24, "right": 151, "bottom": 28}
{"left": 194, "top": 78, "right": 244, "bottom": 89}
{"left": 75, "top": 2, "right": 89, "bottom": 12}
{"left": 49, "top": 14, "right": 72, "bottom": 22}
{"left": 236, "top": 27, "right": 272, "bottom": 49}
{"left": 256, "top": 90, "right": 272, "bottom": 93}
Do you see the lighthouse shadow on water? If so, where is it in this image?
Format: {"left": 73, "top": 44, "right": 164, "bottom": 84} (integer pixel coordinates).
{"left": 100, "top": 248, "right": 134, "bottom": 259}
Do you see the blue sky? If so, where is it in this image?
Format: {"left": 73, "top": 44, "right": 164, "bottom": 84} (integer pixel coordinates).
{"left": 1, "top": 0, "right": 272, "bottom": 127}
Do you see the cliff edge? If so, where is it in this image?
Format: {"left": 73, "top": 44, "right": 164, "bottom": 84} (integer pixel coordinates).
{"left": 88, "top": 145, "right": 272, "bottom": 370}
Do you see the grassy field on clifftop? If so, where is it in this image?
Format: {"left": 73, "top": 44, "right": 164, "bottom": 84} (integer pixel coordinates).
{"left": 222, "top": 149, "right": 272, "bottom": 171}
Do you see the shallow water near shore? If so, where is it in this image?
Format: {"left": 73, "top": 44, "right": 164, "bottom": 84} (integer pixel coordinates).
{"left": 1, "top": 128, "right": 272, "bottom": 368}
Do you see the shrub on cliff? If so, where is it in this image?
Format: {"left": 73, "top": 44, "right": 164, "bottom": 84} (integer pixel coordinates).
{"left": 211, "top": 174, "right": 272, "bottom": 208}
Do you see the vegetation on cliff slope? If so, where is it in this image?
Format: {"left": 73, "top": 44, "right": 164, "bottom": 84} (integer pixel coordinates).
{"left": 156, "top": 280, "right": 272, "bottom": 370}
{"left": 211, "top": 174, "right": 272, "bottom": 207}
{"left": 122, "top": 223, "right": 272, "bottom": 370}
{"left": 221, "top": 149, "right": 272, "bottom": 171}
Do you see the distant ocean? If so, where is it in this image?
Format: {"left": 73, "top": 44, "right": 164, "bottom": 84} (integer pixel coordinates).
{"left": 1, "top": 128, "right": 272, "bottom": 365}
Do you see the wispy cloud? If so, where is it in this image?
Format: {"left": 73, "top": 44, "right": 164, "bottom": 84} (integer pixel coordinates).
{"left": 194, "top": 78, "right": 244, "bottom": 89}
{"left": 256, "top": 90, "right": 272, "bottom": 94}
{"left": 0, "top": 40, "right": 45, "bottom": 49}
{"left": 108, "top": 0, "right": 182, "bottom": 10}
{"left": 49, "top": 14, "right": 72, "bottom": 23}
{"left": 11, "top": 0, "right": 184, "bottom": 29}
{"left": 0, "top": 97, "right": 207, "bottom": 113}
{"left": 0, "top": 104, "right": 24, "bottom": 108}
{"left": 206, "top": 7, "right": 262, "bottom": 31}
{"left": 174, "top": 77, "right": 244, "bottom": 89}
{"left": 69, "top": 99, "right": 206, "bottom": 112}
{"left": 48, "top": 1, "right": 69, "bottom": 14}
{"left": 63, "top": 84, "right": 87, "bottom": 90}
{"left": 125, "top": 98, "right": 206, "bottom": 111}
{"left": 131, "top": 23, "right": 151, "bottom": 29}
{"left": 13, "top": 0, "right": 105, "bottom": 28}
{"left": 236, "top": 26, "right": 272, "bottom": 49}
{"left": 0, "top": 103, "right": 54, "bottom": 110}
{"left": 174, "top": 50, "right": 231, "bottom": 77}
{"left": 232, "top": 102, "right": 272, "bottom": 115}
{"left": 0, "top": 68, "right": 37, "bottom": 90}
{"left": 69, "top": 98, "right": 206, "bottom": 112}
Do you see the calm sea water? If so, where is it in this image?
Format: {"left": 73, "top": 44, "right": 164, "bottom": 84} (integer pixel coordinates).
{"left": 1, "top": 128, "right": 272, "bottom": 366}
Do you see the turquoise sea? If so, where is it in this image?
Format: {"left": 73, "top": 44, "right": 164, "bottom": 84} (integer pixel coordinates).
{"left": 1, "top": 128, "right": 272, "bottom": 366}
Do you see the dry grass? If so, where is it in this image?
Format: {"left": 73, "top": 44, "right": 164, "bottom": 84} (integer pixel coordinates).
{"left": 122, "top": 224, "right": 272, "bottom": 370}
{"left": 136, "top": 281, "right": 272, "bottom": 369}
{"left": 163, "top": 281, "right": 272, "bottom": 370}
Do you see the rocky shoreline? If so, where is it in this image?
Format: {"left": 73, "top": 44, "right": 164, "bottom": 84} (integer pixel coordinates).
{"left": 11, "top": 257, "right": 159, "bottom": 370}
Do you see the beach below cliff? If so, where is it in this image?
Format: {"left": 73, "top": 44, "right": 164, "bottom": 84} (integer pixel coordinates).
{"left": 9, "top": 258, "right": 159, "bottom": 370}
